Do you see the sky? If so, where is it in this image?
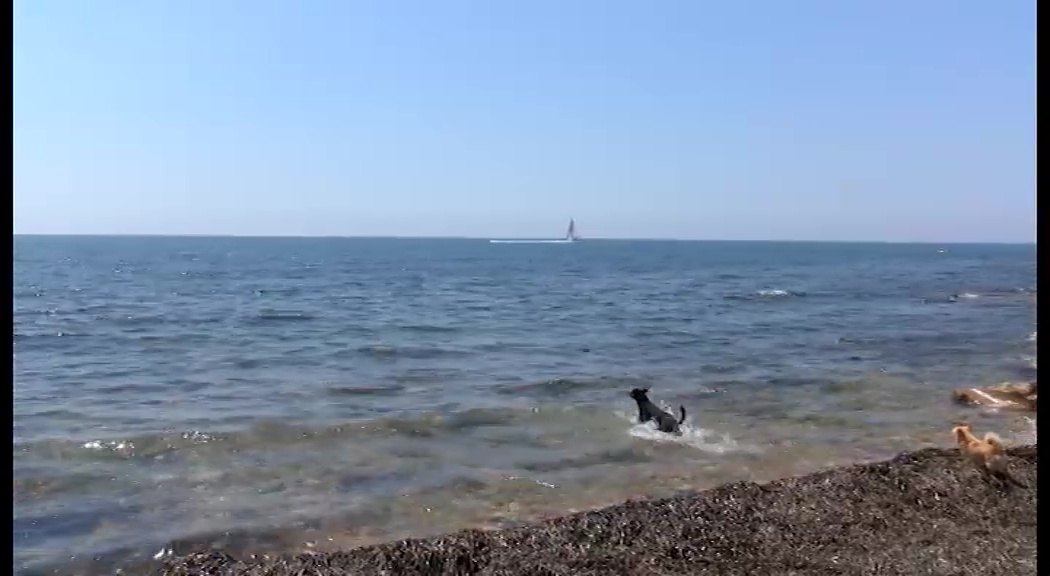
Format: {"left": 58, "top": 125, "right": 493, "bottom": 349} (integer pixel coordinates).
{"left": 14, "top": 0, "right": 1035, "bottom": 242}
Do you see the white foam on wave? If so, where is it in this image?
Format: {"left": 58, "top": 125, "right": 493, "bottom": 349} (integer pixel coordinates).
{"left": 615, "top": 409, "right": 747, "bottom": 454}
{"left": 82, "top": 439, "right": 134, "bottom": 452}
{"left": 959, "top": 292, "right": 980, "bottom": 299}
{"left": 756, "top": 289, "right": 790, "bottom": 297}
{"left": 1019, "top": 417, "right": 1037, "bottom": 445}
{"left": 1027, "top": 331, "right": 1037, "bottom": 342}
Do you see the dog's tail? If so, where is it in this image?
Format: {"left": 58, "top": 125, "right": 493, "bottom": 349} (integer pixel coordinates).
{"left": 677, "top": 405, "right": 687, "bottom": 425}
{"left": 983, "top": 432, "right": 1006, "bottom": 453}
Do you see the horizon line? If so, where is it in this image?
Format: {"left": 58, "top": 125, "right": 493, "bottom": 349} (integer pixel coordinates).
{"left": 10, "top": 233, "right": 1036, "bottom": 246}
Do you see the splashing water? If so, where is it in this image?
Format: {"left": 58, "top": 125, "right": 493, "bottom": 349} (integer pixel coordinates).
{"left": 614, "top": 409, "right": 744, "bottom": 454}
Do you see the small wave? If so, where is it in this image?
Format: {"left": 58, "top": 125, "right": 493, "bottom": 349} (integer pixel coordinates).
{"left": 105, "top": 314, "right": 173, "bottom": 329}
{"left": 14, "top": 330, "right": 87, "bottom": 340}
{"left": 697, "top": 363, "right": 740, "bottom": 375}
{"left": 958, "top": 292, "right": 980, "bottom": 299}
{"left": 766, "top": 375, "right": 829, "bottom": 388}
{"left": 249, "top": 312, "right": 316, "bottom": 324}
{"left": 493, "top": 376, "right": 652, "bottom": 397}
{"left": 438, "top": 407, "right": 521, "bottom": 431}
{"left": 253, "top": 287, "right": 304, "bottom": 297}
{"left": 1027, "top": 331, "right": 1037, "bottom": 342}
{"left": 327, "top": 384, "right": 407, "bottom": 397}
{"left": 982, "top": 286, "right": 1037, "bottom": 296}
{"left": 519, "top": 447, "right": 651, "bottom": 472}
{"left": 21, "top": 406, "right": 552, "bottom": 460}
{"left": 399, "top": 324, "right": 460, "bottom": 334}
{"left": 16, "top": 307, "right": 60, "bottom": 316}
{"left": 16, "top": 429, "right": 222, "bottom": 461}
{"left": 345, "top": 407, "right": 534, "bottom": 439}
{"left": 13, "top": 288, "right": 46, "bottom": 298}
{"left": 918, "top": 293, "right": 967, "bottom": 304}
{"left": 82, "top": 439, "right": 136, "bottom": 453}
{"left": 81, "top": 430, "right": 217, "bottom": 456}
{"left": 356, "top": 344, "right": 470, "bottom": 360}
{"left": 724, "top": 289, "right": 806, "bottom": 301}
{"left": 14, "top": 408, "right": 86, "bottom": 420}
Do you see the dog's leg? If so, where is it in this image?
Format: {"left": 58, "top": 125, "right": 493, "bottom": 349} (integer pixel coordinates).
{"left": 988, "top": 456, "right": 1027, "bottom": 489}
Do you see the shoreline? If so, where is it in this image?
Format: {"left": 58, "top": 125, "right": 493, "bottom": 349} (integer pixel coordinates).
{"left": 143, "top": 443, "right": 1038, "bottom": 576}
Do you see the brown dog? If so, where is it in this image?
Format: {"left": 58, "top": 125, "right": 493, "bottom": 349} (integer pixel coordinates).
{"left": 951, "top": 424, "right": 1026, "bottom": 488}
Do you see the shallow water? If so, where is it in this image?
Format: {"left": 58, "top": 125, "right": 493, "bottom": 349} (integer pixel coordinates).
{"left": 12, "top": 236, "right": 1036, "bottom": 574}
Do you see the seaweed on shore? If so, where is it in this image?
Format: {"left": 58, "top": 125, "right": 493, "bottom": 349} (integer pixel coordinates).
{"left": 154, "top": 445, "right": 1038, "bottom": 576}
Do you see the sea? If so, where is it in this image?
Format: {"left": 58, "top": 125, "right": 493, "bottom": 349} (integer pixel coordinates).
{"left": 12, "top": 235, "right": 1038, "bottom": 575}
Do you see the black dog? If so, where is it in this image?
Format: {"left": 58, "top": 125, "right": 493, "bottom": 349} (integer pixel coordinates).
{"left": 629, "top": 387, "right": 687, "bottom": 434}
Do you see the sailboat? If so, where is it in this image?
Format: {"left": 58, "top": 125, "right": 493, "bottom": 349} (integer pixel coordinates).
{"left": 489, "top": 219, "right": 582, "bottom": 244}
{"left": 564, "top": 218, "right": 580, "bottom": 242}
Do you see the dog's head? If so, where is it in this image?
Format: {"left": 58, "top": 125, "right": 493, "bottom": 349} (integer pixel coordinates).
{"left": 951, "top": 423, "right": 974, "bottom": 444}
{"left": 629, "top": 387, "right": 651, "bottom": 402}
{"left": 950, "top": 389, "right": 975, "bottom": 404}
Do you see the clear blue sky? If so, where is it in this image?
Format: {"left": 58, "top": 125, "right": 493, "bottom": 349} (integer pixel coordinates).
{"left": 14, "top": 0, "right": 1035, "bottom": 242}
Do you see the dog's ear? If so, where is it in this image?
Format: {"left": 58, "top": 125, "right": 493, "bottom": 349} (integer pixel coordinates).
{"left": 642, "top": 387, "right": 650, "bottom": 393}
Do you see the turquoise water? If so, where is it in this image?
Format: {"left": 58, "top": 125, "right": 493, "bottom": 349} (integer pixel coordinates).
{"left": 13, "top": 236, "right": 1037, "bottom": 574}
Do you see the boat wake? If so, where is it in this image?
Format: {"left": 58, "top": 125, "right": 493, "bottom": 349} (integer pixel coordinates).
{"left": 489, "top": 239, "right": 575, "bottom": 244}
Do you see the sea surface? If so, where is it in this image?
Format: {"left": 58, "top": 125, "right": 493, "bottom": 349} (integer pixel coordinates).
{"left": 13, "top": 236, "right": 1038, "bottom": 574}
